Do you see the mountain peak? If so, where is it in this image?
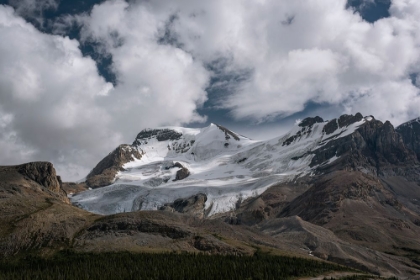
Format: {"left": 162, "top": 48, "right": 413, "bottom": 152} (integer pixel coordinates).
{"left": 298, "top": 116, "right": 324, "bottom": 127}
{"left": 396, "top": 116, "right": 420, "bottom": 129}
{"left": 396, "top": 116, "right": 420, "bottom": 161}
{"left": 73, "top": 112, "right": 420, "bottom": 219}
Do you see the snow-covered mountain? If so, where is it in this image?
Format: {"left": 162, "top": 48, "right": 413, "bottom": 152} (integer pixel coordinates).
{"left": 5, "top": 113, "right": 420, "bottom": 278}
{"left": 72, "top": 114, "right": 376, "bottom": 216}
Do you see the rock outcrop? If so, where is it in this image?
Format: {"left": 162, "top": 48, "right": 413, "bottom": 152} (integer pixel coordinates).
{"left": 310, "top": 114, "right": 419, "bottom": 180}
{"left": 160, "top": 193, "right": 207, "bottom": 218}
{"left": 215, "top": 124, "right": 241, "bottom": 141}
{"left": 299, "top": 116, "right": 324, "bottom": 127}
{"left": 322, "top": 113, "right": 363, "bottom": 135}
{"left": 396, "top": 117, "right": 420, "bottom": 161}
{"left": 86, "top": 144, "right": 142, "bottom": 188}
{"left": 16, "top": 162, "right": 63, "bottom": 194}
{"left": 0, "top": 162, "right": 69, "bottom": 203}
{"left": 133, "top": 128, "right": 183, "bottom": 145}
{"left": 174, "top": 164, "right": 190, "bottom": 181}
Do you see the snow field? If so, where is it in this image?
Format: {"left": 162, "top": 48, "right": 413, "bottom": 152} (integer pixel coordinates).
{"left": 72, "top": 118, "right": 368, "bottom": 216}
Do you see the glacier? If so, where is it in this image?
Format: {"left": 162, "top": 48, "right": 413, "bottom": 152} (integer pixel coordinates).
{"left": 72, "top": 117, "right": 370, "bottom": 216}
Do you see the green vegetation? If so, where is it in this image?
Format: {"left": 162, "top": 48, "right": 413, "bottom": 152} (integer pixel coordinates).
{"left": 323, "top": 276, "right": 398, "bottom": 280}
{"left": 0, "top": 250, "right": 353, "bottom": 280}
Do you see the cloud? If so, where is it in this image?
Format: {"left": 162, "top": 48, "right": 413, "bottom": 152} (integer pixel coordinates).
{"left": 2, "top": 0, "right": 420, "bottom": 180}
{"left": 151, "top": 0, "right": 420, "bottom": 124}
{"left": 7, "top": 0, "right": 58, "bottom": 28}
{"left": 75, "top": 0, "right": 210, "bottom": 136}
{"left": 0, "top": 4, "right": 209, "bottom": 180}
{"left": 0, "top": 5, "right": 118, "bottom": 179}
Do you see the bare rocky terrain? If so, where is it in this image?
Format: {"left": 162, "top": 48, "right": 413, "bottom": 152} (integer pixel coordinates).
{"left": 0, "top": 162, "right": 304, "bottom": 258}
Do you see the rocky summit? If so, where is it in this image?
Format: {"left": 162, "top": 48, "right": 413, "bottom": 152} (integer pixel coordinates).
{"left": 1, "top": 113, "right": 420, "bottom": 278}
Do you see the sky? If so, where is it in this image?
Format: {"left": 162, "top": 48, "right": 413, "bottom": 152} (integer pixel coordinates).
{"left": 1, "top": 0, "right": 420, "bottom": 181}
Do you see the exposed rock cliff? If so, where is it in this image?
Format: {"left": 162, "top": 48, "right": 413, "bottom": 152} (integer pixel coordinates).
{"left": 16, "top": 162, "right": 63, "bottom": 194}
{"left": 86, "top": 144, "right": 143, "bottom": 188}
{"left": 310, "top": 114, "right": 419, "bottom": 180}
{"left": 396, "top": 117, "right": 420, "bottom": 161}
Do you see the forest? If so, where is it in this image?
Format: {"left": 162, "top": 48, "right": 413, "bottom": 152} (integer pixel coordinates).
{"left": 0, "top": 250, "right": 358, "bottom": 280}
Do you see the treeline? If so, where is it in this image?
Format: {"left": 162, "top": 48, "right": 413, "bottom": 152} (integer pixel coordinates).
{"left": 0, "top": 250, "right": 353, "bottom": 280}
{"left": 323, "top": 276, "right": 398, "bottom": 280}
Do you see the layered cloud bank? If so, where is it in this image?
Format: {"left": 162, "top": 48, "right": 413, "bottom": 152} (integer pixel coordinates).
{"left": 1, "top": 0, "right": 420, "bottom": 180}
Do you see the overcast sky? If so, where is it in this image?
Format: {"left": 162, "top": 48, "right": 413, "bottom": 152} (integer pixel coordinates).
{"left": 1, "top": 0, "right": 420, "bottom": 181}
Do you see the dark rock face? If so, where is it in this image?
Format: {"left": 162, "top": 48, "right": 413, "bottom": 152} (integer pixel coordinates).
{"left": 160, "top": 193, "right": 207, "bottom": 219}
{"left": 299, "top": 116, "right": 324, "bottom": 127}
{"left": 323, "top": 119, "right": 339, "bottom": 135}
{"left": 396, "top": 118, "right": 420, "bottom": 161}
{"left": 216, "top": 124, "right": 240, "bottom": 141}
{"left": 283, "top": 116, "right": 326, "bottom": 146}
{"left": 134, "top": 129, "right": 182, "bottom": 144}
{"left": 359, "top": 120, "right": 415, "bottom": 165}
{"left": 86, "top": 144, "right": 142, "bottom": 188}
{"left": 283, "top": 126, "right": 313, "bottom": 146}
{"left": 323, "top": 113, "right": 363, "bottom": 135}
{"left": 17, "top": 162, "right": 62, "bottom": 193}
{"left": 311, "top": 116, "right": 419, "bottom": 180}
{"left": 173, "top": 162, "right": 190, "bottom": 181}
{"left": 174, "top": 162, "right": 183, "bottom": 169}
{"left": 175, "top": 167, "right": 190, "bottom": 181}
{"left": 337, "top": 113, "right": 363, "bottom": 128}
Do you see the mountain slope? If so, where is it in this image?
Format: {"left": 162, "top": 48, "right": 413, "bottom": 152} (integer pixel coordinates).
{"left": 73, "top": 115, "right": 386, "bottom": 216}
{"left": 0, "top": 162, "right": 95, "bottom": 257}
{"left": 0, "top": 162, "right": 306, "bottom": 260}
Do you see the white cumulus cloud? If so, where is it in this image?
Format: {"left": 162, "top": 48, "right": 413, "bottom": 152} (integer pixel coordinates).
{"left": 0, "top": 4, "right": 209, "bottom": 180}
{"left": 2, "top": 0, "right": 420, "bottom": 180}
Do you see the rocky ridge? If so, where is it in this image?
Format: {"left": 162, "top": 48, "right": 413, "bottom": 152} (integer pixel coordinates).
{"left": 86, "top": 144, "right": 143, "bottom": 188}
{"left": 397, "top": 117, "right": 420, "bottom": 161}
{"left": 71, "top": 114, "right": 420, "bottom": 219}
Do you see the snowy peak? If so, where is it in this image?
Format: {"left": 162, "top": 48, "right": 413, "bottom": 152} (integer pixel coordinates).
{"left": 213, "top": 124, "right": 242, "bottom": 141}
{"left": 131, "top": 123, "right": 256, "bottom": 162}
{"left": 133, "top": 127, "right": 197, "bottom": 154}
{"left": 73, "top": 112, "right": 420, "bottom": 217}
{"left": 281, "top": 112, "right": 367, "bottom": 148}
{"left": 298, "top": 116, "right": 324, "bottom": 127}
{"left": 189, "top": 123, "right": 256, "bottom": 161}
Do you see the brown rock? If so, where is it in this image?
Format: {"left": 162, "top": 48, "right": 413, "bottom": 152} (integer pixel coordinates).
{"left": 174, "top": 167, "right": 190, "bottom": 181}
{"left": 86, "top": 144, "right": 142, "bottom": 188}
{"left": 172, "top": 162, "right": 190, "bottom": 181}
{"left": 17, "top": 162, "right": 62, "bottom": 193}
{"left": 161, "top": 193, "right": 207, "bottom": 219}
